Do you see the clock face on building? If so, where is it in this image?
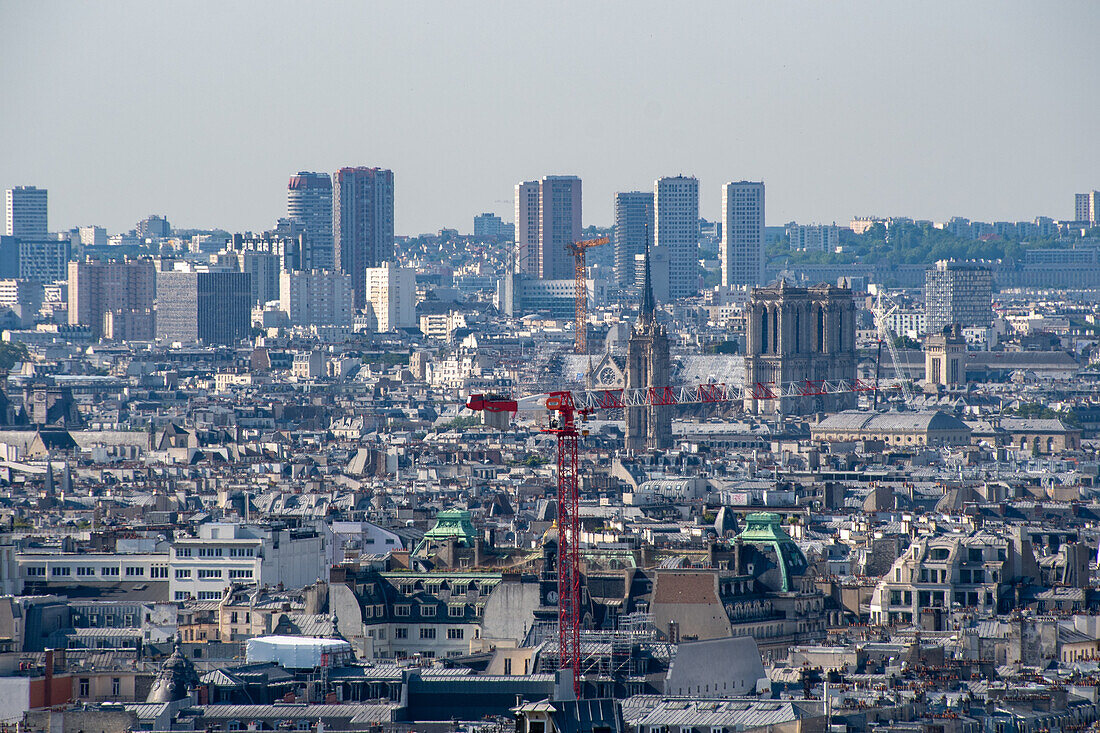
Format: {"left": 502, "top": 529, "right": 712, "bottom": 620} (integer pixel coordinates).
{"left": 546, "top": 590, "right": 559, "bottom": 605}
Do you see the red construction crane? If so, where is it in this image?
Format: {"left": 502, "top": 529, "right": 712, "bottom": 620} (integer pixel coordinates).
{"left": 566, "top": 237, "right": 610, "bottom": 355}
{"left": 465, "top": 376, "right": 894, "bottom": 696}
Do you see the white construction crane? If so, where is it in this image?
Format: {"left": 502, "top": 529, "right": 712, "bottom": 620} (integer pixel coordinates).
{"left": 872, "top": 290, "right": 915, "bottom": 407}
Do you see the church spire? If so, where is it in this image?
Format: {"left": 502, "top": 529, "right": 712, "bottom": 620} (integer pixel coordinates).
{"left": 639, "top": 222, "right": 656, "bottom": 322}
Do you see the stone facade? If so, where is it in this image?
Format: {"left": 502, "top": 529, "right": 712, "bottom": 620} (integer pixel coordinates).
{"left": 743, "top": 282, "right": 857, "bottom": 415}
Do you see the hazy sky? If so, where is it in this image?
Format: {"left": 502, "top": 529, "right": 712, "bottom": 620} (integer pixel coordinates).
{"left": 2, "top": 1, "right": 1097, "bottom": 236}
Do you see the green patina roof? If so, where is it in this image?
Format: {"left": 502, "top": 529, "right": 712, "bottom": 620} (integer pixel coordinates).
{"left": 735, "top": 512, "right": 807, "bottom": 592}
{"left": 420, "top": 509, "right": 477, "bottom": 545}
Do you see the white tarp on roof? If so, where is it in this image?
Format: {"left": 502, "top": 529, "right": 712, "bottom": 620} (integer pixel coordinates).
{"left": 245, "top": 635, "right": 353, "bottom": 669}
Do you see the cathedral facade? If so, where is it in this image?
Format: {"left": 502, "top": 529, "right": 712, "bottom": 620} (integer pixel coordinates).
{"left": 743, "top": 281, "right": 857, "bottom": 415}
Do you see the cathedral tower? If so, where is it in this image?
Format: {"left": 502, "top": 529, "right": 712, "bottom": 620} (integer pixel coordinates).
{"left": 625, "top": 236, "right": 671, "bottom": 451}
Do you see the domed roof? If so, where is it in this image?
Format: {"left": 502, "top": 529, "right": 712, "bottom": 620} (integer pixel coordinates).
{"left": 146, "top": 646, "right": 200, "bottom": 703}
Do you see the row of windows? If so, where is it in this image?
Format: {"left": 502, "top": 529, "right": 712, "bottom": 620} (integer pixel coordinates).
{"left": 390, "top": 627, "right": 465, "bottom": 640}
{"left": 390, "top": 604, "right": 469, "bottom": 618}
{"left": 175, "top": 547, "right": 256, "bottom": 558}
{"left": 174, "top": 591, "right": 222, "bottom": 601}
{"left": 175, "top": 568, "right": 253, "bottom": 579}
{"left": 28, "top": 565, "right": 166, "bottom": 578}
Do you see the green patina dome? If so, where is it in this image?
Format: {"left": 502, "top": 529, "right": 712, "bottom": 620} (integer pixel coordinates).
{"left": 735, "top": 512, "right": 808, "bottom": 592}
{"left": 414, "top": 509, "right": 478, "bottom": 554}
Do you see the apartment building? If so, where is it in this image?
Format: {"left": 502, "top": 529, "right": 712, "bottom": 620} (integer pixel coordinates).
{"left": 169, "top": 522, "right": 325, "bottom": 602}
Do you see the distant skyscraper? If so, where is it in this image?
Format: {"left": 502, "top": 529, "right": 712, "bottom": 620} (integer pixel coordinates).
{"left": 614, "top": 191, "right": 654, "bottom": 291}
{"left": 514, "top": 181, "right": 540, "bottom": 275}
{"left": 924, "top": 260, "right": 993, "bottom": 335}
{"left": 155, "top": 269, "right": 252, "bottom": 345}
{"left": 334, "top": 167, "right": 395, "bottom": 309}
{"left": 1075, "top": 191, "right": 1099, "bottom": 225}
{"left": 287, "top": 172, "right": 334, "bottom": 271}
{"left": 68, "top": 259, "right": 156, "bottom": 340}
{"left": 721, "top": 181, "right": 766, "bottom": 287}
{"left": 654, "top": 176, "right": 699, "bottom": 299}
{"left": 5, "top": 186, "right": 48, "bottom": 237}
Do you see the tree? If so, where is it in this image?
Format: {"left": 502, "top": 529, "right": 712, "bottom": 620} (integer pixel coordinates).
{"left": 0, "top": 341, "right": 28, "bottom": 371}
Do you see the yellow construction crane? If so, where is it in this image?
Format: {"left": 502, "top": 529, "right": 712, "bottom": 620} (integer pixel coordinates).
{"left": 566, "top": 236, "right": 609, "bottom": 354}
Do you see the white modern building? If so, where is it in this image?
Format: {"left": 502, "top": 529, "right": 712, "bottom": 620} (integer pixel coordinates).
{"left": 1075, "top": 191, "right": 1099, "bottom": 225}
{"left": 654, "top": 176, "right": 699, "bottom": 299}
{"left": 279, "top": 269, "right": 353, "bottom": 327}
{"left": 78, "top": 226, "right": 108, "bottom": 247}
{"left": 5, "top": 186, "right": 48, "bottom": 238}
{"left": 514, "top": 181, "right": 540, "bottom": 276}
{"left": 721, "top": 181, "right": 766, "bottom": 287}
{"left": 170, "top": 522, "right": 325, "bottom": 602}
{"left": 18, "top": 551, "right": 170, "bottom": 587}
{"left": 364, "top": 261, "right": 415, "bottom": 332}
{"left": 787, "top": 223, "right": 839, "bottom": 252}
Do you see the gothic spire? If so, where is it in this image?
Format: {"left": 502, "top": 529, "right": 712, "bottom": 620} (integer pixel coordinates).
{"left": 639, "top": 222, "right": 656, "bottom": 322}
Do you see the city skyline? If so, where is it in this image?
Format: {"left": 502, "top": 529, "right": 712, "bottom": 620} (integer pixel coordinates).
{"left": 2, "top": 2, "right": 1097, "bottom": 235}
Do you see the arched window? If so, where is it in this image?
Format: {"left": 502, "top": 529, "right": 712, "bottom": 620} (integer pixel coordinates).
{"left": 816, "top": 307, "right": 825, "bottom": 353}
{"left": 794, "top": 310, "right": 801, "bottom": 353}
{"left": 759, "top": 309, "right": 768, "bottom": 354}
{"left": 772, "top": 307, "right": 779, "bottom": 354}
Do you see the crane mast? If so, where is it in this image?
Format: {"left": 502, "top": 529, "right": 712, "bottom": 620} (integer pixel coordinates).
{"left": 566, "top": 237, "right": 609, "bottom": 354}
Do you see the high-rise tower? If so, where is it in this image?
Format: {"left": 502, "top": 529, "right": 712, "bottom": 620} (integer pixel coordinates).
{"left": 654, "top": 176, "right": 699, "bottom": 299}
{"left": 721, "top": 181, "right": 765, "bottom": 287}
{"left": 514, "top": 181, "right": 540, "bottom": 275}
{"left": 5, "top": 186, "right": 48, "bottom": 238}
{"left": 334, "top": 167, "right": 395, "bottom": 309}
{"left": 287, "top": 172, "right": 334, "bottom": 271}
{"left": 614, "top": 191, "right": 654, "bottom": 293}
{"left": 625, "top": 236, "right": 671, "bottom": 451}
{"left": 538, "top": 176, "right": 581, "bottom": 280}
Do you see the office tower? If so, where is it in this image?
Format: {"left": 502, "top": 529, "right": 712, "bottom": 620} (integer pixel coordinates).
{"left": 136, "top": 215, "right": 171, "bottom": 239}
{"left": 5, "top": 186, "right": 48, "bottom": 237}
{"left": 279, "top": 270, "right": 354, "bottom": 327}
{"left": 613, "top": 191, "right": 654, "bottom": 291}
{"left": 743, "top": 282, "right": 857, "bottom": 415}
{"left": 68, "top": 259, "right": 156, "bottom": 340}
{"left": 18, "top": 239, "right": 71, "bottom": 283}
{"left": 334, "top": 167, "right": 395, "bottom": 309}
{"left": 473, "top": 213, "right": 507, "bottom": 239}
{"left": 514, "top": 181, "right": 540, "bottom": 275}
{"left": 364, "top": 261, "right": 415, "bottom": 332}
{"left": 654, "top": 176, "right": 699, "bottom": 298}
{"left": 155, "top": 269, "right": 252, "bottom": 345}
{"left": 625, "top": 243, "right": 670, "bottom": 451}
{"left": 287, "top": 172, "right": 334, "bottom": 270}
{"left": 924, "top": 260, "right": 993, "bottom": 335}
{"left": 721, "top": 181, "right": 766, "bottom": 287}
{"left": 1076, "top": 191, "right": 1099, "bottom": 225}
{"left": 538, "top": 176, "right": 582, "bottom": 280}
